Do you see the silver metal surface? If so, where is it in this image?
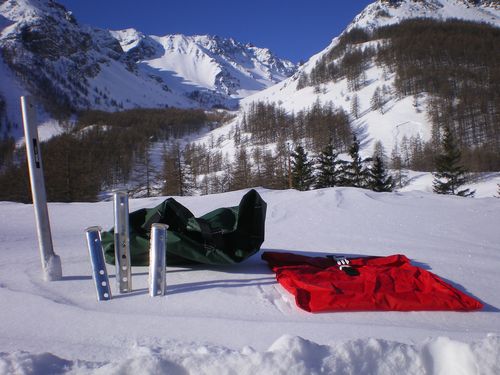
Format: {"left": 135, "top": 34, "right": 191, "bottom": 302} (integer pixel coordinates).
{"left": 85, "top": 226, "right": 112, "bottom": 301}
{"left": 113, "top": 190, "right": 132, "bottom": 293}
{"left": 21, "top": 96, "right": 62, "bottom": 281}
{"left": 149, "top": 223, "right": 168, "bottom": 297}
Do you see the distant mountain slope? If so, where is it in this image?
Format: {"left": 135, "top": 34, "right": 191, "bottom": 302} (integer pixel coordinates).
{"left": 111, "top": 30, "right": 296, "bottom": 99}
{"left": 0, "top": 0, "right": 296, "bottom": 138}
{"left": 236, "top": 0, "right": 500, "bottom": 157}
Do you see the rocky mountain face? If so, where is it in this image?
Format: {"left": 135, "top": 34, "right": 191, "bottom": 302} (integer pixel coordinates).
{"left": 0, "top": 0, "right": 296, "bottom": 138}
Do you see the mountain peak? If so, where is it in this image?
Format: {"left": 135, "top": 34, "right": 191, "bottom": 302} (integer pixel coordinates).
{"left": 110, "top": 30, "right": 297, "bottom": 98}
{"left": 348, "top": 0, "right": 500, "bottom": 32}
{"left": 0, "top": 0, "right": 76, "bottom": 28}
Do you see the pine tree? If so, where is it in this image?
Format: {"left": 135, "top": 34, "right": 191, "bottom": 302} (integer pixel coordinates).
{"left": 315, "top": 143, "right": 342, "bottom": 188}
{"left": 340, "top": 135, "right": 371, "bottom": 188}
{"left": 369, "top": 155, "right": 394, "bottom": 192}
{"left": 290, "top": 145, "right": 315, "bottom": 191}
{"left": 432, "top": 126, "right": 475, "bottom": 197}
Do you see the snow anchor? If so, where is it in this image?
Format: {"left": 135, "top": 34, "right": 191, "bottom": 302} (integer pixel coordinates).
{"left": 149, "top": 223, "right": 168, "bottom": 297}
{"left": 113, "top": 190, "right": 132, "bottom": 293}
{"left": 85, "top": 226, "right": 112, "bottom": 301}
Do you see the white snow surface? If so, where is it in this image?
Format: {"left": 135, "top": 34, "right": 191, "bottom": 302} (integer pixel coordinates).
{"left": 1, "top": 187, "right": 499, "bottom": 374}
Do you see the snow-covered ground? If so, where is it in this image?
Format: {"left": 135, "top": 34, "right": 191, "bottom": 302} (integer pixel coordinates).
{"left": 1, "top": 186, "right": 499, "bottom": 374}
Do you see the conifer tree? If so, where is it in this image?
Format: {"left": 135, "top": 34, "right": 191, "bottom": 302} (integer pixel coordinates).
{"left": 231, "top": 146, "right": 253, "bottom": 190}
{"left": 369, "top": 155, "right": 394, "bottom": 192}
{"left": 131, "top": 144, "right": 157, "bottom": 198}
{"left": 390, "top": 142, "right": 407, "bottom": 188}
{"left": 432, "top": 126, "right": 475, "bottom": 197}
{"left": 315, "top": 143, "right": 342, "bottom": 189}
{"left": 291, "top": 145, "right": 315, "bottom": 191}
{"left": 350, "top": 93, "right": 360, "bottom": 119}
{"left": 181, "top": 158, "right": 196, "bottom": 196}
{"left": 370, "top": 86, "right": 385, "bottom": 114}
{"left": 252, "top": 146, "right": 264, "bottom": 187}
{"left": 261, "top": 150, "right": 279, "bottom": 189}
{"left": 162, "top": 144, "right": 195, "bottom": 196}
{"left": 340, "top": 135, "right": 371, "bottom": 188}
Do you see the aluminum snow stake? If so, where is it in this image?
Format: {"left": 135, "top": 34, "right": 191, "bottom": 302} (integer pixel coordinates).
{"left": 21, "top": 96, "right": 62, "bottom": 281}
{"left": 113, "top": 190, "right": 132, "bottom": 293}
{"left": 149, "top": 223, "right": 168, "bottom": 297}
{"left": 85, "top": 226, "right": 112, "bottom": 301}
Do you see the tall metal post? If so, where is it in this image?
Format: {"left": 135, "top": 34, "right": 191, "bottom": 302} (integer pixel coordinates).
{"left": 21, "top": 96, "right": 62, "bottom": 281}
{"left": 113, "top": 190, "right": 132, "bottom": 293}
{"left": 149, "top": 223, "right": 168, "bottom": 297}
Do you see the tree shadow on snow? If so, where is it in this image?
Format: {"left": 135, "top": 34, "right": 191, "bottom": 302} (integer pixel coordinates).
{"left": 166, "top": 276, "right": 276, "bottom": 296}
{"left": 60, "top": 275, "right": 93, "bottom": 281}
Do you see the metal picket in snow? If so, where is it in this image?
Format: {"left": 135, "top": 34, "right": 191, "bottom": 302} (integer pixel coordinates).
{"left": 113, "top": 190, "right": 132, "bottom": 293}
{"left": 149, "top": 223, "right": 168, "bottom": 297}
{"left": 21, "top": 96, "right": 62, "bottom": 281}
{"left": 85, "top": 226, "right": 112, "bottom": 301}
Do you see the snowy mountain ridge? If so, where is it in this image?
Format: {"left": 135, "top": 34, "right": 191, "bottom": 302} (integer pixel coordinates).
{"left": 111, "top": 29, "right": 296, "bottom": 98}
{"left": 0, "top": 0, "right": 296, "bottom": 138}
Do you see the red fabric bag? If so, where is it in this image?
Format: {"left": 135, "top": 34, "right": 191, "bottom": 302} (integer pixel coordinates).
{"left": 262, "top": 252, "right": 483, "bottom": 313}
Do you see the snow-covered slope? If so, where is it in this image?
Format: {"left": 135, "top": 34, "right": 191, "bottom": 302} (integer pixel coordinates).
{"left": 0, "top": 187, "right": 499, "bottom": 374}
{"left": 236, "top": 0, "right": 500, "bottom": 156}
{"left": 0, "top": 0, "right": 296, "bottom": 138}
{"left": 111, "top": 30, "right": 296, "bottom": 99}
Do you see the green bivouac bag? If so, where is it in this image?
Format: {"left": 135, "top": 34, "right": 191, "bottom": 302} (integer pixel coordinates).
{"left": 102, "top": 189, "right": 267, "bottom": 266}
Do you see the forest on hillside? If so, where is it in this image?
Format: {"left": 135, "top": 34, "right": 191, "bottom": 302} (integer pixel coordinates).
{"left": 0, "top": 108, "right": 211, "bottom": 202}
{"left": 0, "top": 100, "right": 391, "bottom": 201}
{"left": 298, "top": 19, "right": 500, "bottom": 171}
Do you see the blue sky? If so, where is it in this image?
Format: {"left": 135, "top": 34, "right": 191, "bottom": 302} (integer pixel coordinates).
{"left": 58, "top": 0, "right": 373, "bottom": 63}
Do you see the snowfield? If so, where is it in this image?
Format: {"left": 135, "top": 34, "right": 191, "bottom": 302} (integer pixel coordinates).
{"left": 0, "top": 187, "right": 499, "bottom": 374}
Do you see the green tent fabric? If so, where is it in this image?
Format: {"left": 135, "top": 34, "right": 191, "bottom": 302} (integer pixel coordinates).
{"left": 102, "top": 189, "right": 267, "bottom": 266}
